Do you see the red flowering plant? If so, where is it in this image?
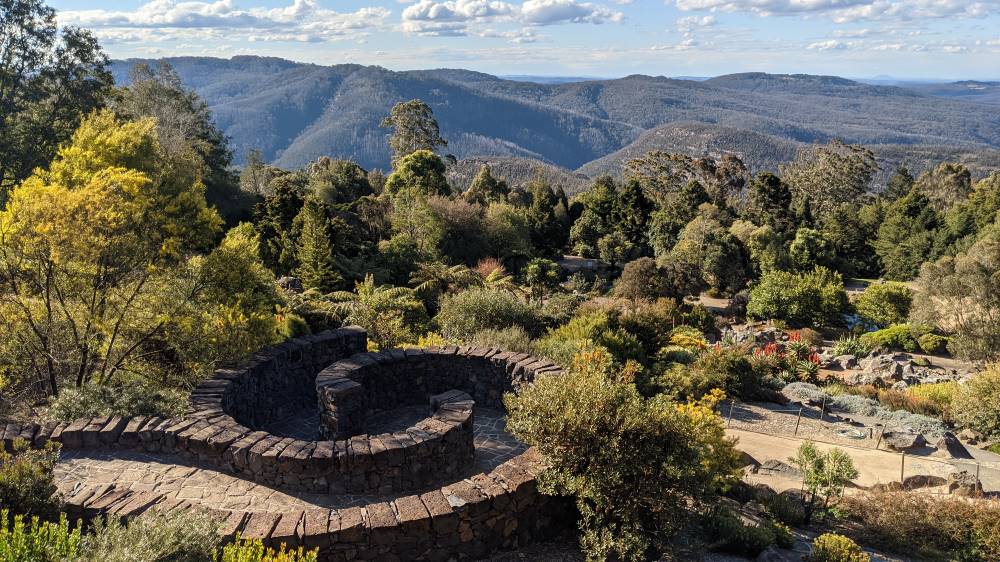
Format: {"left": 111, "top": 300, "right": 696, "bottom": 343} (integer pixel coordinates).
{"left": 749, "top": 331, "right": 822, "bottom": 384}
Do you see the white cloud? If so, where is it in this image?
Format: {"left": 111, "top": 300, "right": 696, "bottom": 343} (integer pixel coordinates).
{"left": 832, "top": 27, "right": 874, "bottom": 38}
{"left": 676, "top": 14, "right": 715, "bottom": 31}
{"left": 651, "top": 37, "right": 700, "bottom": 50}
{"left": 400, "top": 0, "right": 623, "bottom": 40}
{"left": 401, "top": 0, "right": 623, "bottom": 28}
{"left": 806, "top": 39, "right": 848, "bottom": 50}
{"left": 520, "top": 0, "right": 623, "bottom": 24}
{"left": 672, "top": 0, "right": 999, "bottom": 23}
{"left": 402, "top": 0, "right": 517, "bottom": 21}
{"left": 479, "top": 27, "right": 541, "bottom": 42}
{"left": 59, "top": 0, "right": 390, "bottom": 43}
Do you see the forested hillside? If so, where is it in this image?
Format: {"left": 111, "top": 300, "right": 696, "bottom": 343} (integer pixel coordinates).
{"left": 111, "top": 57, "right": 1000, "bottom": 177}
{"left": 581, "top": 121, "right": 1000, "bottom": 184}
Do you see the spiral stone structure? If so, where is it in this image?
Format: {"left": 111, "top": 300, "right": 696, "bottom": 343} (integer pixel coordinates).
{"left": 1, "top": 328, "right": 570, "bottom": 561}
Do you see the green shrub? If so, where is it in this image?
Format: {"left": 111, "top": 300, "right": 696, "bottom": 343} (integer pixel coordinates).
{"left": 654, "top": 345, "right": 768, "bottom": 401}
{"left": 534, "top": 311, "right": 643, "bottom": 367}
{"left": 952, "top": 365, "right": 1000, "bottom": 439}
{"left": 854, "top": 282, "right": 913, "bottom": 327}
{"left": 770, "top": 521, "right": 795, "bottom": 549}
{"left": 46, "top": 383, "right": 187, "bottom": 421}
{"left": 702, "top": 507, "right": 776, "bottom": 557}
{"left": 82, "top": 510, "right": 220, "bottom": 562}
{"left": 747, "top": 267, "right": 848, "bottom": 327}
{"left": 831, "top": 335, "right": 872, "bottom": 357}
{"left": 467, "top": 326, "right": 534, "bottom": 354}
{"left": 918, "top": 333, "right": 949, "bottom": 355}
{"left": 808, "top": 533, "right": 870, "bottom": 562}
{"left": 656, "top": 345, "right": 696, "bottom": 365}
{"left": 766, "top": 491, "right": 807, "bottom": 527}
{"left": 277, "top": 313, "right": 311, "bottom": 338}
{"left": 504, "top": 348, "right": 741, "bottom": 561}
{"left": 216, "top": 536, "right": 318, "bottom": 562}
{"left": 0, "top": 440, "right": 61, "bottom": 520}
{"left": 858, "top": 324, "right": 922, "bottom": 353}
{"left": 789, "top": 441, "right": 858, "bottom": 524}
{"left": 0, "top": 510, "right": 81, "bottom": 562}
{"left": 538, "top": 293, "right": 585, "bottom": 327}
{"left": 615, "top": 298, "right": 691, "bottom": 354}
{"left": 435, "top": 288, "right": 539, "bottom": 339}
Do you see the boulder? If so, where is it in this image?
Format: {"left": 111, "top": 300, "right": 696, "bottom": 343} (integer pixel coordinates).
{"left": 739, "top": 451, "right": 760, "bottom": 471}
{"left": 948, "top": 471, "right": 983, "bottom": 497}
{"left": 757, "top": 459, "right": 801, "bottom": 478}
{"left": 902, "top": 474, "right": 947, "bottom": 490}
{"left": 276, "top": 276, "right": 304, "bottom": 293}
{"left": 830, "top": 355, "right": 858, "bottom": 371}
{"left": 871, "top": 481, "right": 903, "bottom": 493}
{"left": 932, "top": 432, "right": 971, "bottom": 459}
{"left": 958, "top": 428, "right": 983, "bottom": 445}
{"left": 861, "top": 354, "right": 903, "bottom": 382}
{"left": 882, "top": 430, "right": 926, "bottom": 453}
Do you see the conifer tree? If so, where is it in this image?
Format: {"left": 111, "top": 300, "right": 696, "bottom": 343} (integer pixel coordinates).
{"left": 613, "top": 179, "right": 653, "bottom": 250}
{"left": 294, "top": 199, "right": 342, "bottom": 292}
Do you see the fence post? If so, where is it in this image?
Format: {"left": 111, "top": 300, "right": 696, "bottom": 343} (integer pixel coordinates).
{"left": 727, "top": 400, "right": 736, "bottom": 427}
{"left": 900, "top": 453, "right": 905, "bottom": 485}
{"left": 976, "top": 462, "right": 982, "bottom": 496}
{"left": 819, "top": 395, "right": 827, "bottom": 424}
{"left": 794, "top": 407, "right": 803, "bottom": 436}
{"left": 875, "top": 425, "right": 886, "bottom": 450}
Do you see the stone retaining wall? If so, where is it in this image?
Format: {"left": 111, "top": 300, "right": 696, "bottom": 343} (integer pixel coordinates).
{"left": 212, "top": 328, "right": 368, "bottom": 429}
{"left": 58, "top": 448, "right": 569, "bottom": 562}
{"left": 3, "top": 329, "right": 572, "bottom": 561}
{"left": 316, "top": 348, "right": 561, "bottom": 441}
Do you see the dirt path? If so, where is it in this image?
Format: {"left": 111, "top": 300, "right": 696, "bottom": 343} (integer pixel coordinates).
{"left": 728, "top": 428, "right": 989, "bottom": 492}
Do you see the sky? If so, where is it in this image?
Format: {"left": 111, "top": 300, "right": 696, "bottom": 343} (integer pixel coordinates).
{"left": 48, "top": 0, "right": 1000, "bottom": 80}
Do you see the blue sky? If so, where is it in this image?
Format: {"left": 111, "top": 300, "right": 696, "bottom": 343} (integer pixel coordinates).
{"left": 50, "top": 0, "right": 1000, "bottom": 79}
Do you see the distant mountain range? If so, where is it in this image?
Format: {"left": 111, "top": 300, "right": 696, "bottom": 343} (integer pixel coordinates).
{"left": 110, "top": 57, "right": 1000, "bottom": 195}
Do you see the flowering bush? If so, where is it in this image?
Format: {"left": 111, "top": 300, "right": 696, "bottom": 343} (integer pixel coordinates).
{"left": 808, "top": 533, "right": 870, "bottom": 562}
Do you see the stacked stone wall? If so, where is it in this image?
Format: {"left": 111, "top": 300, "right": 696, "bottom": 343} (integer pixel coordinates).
{"left": 2, "top": 328, "right": 571, "bottom": 561}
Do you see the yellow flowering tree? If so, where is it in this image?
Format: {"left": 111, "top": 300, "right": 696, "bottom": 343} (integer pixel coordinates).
{"left": 0, "top": 110, "right": 222, "bottom": 396}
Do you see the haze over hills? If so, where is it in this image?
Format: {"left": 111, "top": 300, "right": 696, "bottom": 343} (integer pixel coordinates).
{"left": 111, "top": 57, "right": 1000, "bottom": 192}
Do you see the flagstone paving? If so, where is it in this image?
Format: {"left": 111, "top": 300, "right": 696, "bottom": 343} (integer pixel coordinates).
{"left": 53, "top": 407, "right": 526, "bottom": 513}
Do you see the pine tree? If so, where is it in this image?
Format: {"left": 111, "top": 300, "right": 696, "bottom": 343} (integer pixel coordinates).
{"left": 527, "top": 178, "right": 567, "bottom": 256}
{"left": 883, "top": 166, "right": 915, "bottom": 201}
{"left": 294, "top": 199, "right": 342, "bottom": 292}
{"left": 612, "top": 179, "right": 653, "bottom": 250}
{"left": 748, "top": 172, "right": 794, "bottom": 236}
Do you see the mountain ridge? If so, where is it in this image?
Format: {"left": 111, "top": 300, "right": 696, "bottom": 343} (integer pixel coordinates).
{"left": 110, "top": 57, "right": 1000, "bottom": 183}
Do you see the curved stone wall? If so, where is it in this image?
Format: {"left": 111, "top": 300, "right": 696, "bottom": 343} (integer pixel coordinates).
{"left": 5, "top": 329, "right": 571, "bottom": 561}
{"left": 315, "top": 348, "right": 561, "bottom": 440}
